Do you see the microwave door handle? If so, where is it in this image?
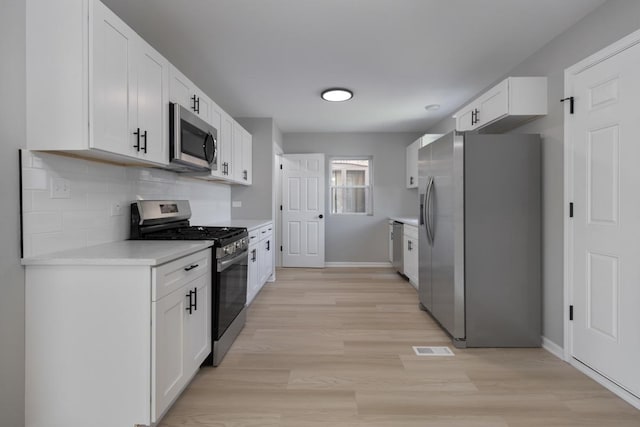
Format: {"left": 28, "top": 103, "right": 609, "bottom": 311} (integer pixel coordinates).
{"left": 203, "top": 133, "right": 215, "bottom": 164}
{"left": 212, "top": 136, "right": 218, "bottom": 169}
{"left": 172, "top": 103, "right": 181, "bottom": 155}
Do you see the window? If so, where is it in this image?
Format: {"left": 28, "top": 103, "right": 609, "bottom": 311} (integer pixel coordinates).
{"left": 330, "top": 158, "right": 372, "bottom": 215}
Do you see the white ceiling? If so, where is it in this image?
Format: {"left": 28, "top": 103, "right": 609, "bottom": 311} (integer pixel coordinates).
{"left": 102, "top": 0, "right": 606, "bottom": 133}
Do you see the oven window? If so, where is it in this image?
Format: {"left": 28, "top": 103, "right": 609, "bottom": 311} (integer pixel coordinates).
{"left": 215, "top": 256, "right": 247, "bottom": 339}
{"left": 181, "top": 120, "right": 207, "bottom": 159}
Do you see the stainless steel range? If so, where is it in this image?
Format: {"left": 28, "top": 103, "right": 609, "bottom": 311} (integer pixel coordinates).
{"left": 130, "top": 200, "right": 248, "bottom": 366}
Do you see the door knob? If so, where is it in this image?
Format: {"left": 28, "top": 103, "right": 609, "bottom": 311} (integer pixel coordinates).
{"left": 319, "top": 214, "right": 324, "bottom": 219}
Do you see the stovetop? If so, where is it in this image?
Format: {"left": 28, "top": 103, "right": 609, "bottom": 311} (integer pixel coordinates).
{"left": 139, "top": 226, "right": 247, "bottom": 242}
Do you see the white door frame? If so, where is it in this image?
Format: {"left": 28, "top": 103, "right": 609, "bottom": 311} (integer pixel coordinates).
{"left": 563, "top": 27, "right": 640, "bottom": 409}
{"left": 273, "top": 145, "right": 283, "bottom": 269}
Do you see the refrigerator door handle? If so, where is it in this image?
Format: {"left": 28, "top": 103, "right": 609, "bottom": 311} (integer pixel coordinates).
{"left": 427, "top": 176, "right": 435, "bottom": 244}
{"left": 425, "top": 176, "right": 434, "bottom": 244}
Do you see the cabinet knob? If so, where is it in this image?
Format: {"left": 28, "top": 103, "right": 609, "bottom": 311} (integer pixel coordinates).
{"left": 319, "top": 214, "right": 324, "bottom": 219}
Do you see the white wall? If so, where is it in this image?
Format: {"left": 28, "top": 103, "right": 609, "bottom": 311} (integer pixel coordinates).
{"left": 21, "top": 151, "right": 231, "bottom": 257}
{"left": 231, "top": 118, "right": 278, "bottom": 220}
{"left": 0, "top": 0, "right": 26, "bottom": 425}
{"left": 283, "top": 132, "right": 420, "bottom": 263}
{"left": 425, "top": 0, "right": 640, "bottom": 347}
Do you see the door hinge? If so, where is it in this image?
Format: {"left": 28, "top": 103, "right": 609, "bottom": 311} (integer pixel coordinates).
{"left": 569, "top": 202, "right": 574, "bottom": 218}
{"left": 280, "top": 245, "right": 283, "bottom": 252}
{"left": 560, "top": 96, "right": 575, "bottom": 114}
{"left": 279, "top": 164, "right": 283, "bottom": 170}
{"left": 569, "top": 305, "right": 574, "bottom": 321}
{"left": 280, "top": 205, "right": 282, "bottom": 211}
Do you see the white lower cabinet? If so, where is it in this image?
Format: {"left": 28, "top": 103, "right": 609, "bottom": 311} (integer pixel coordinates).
{"left": 247, "top": 223, "right": 274, "bottom": 305}
{"left": 403, "top": 225, "right": 419, "bottom": 288}
{"left": 153, "top": 273, "right": 210, "bottom": 421}
{"left": 25, "top": 248, "right": 212, "bottom": 427}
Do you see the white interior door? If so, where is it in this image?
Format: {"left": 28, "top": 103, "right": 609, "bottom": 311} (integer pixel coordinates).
{"left": 282, "top": 154, "right": 325, "bottom": 268}
{"left": 567, "top": 38, "right": 640, "bottom": 398}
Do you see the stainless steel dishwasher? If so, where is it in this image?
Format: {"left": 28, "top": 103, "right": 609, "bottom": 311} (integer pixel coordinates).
{"left": 392, "top": 221, "right": 404, "bottom": 275}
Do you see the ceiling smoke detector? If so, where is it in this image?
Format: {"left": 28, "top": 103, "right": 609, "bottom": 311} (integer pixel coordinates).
{"left": 424, "top": 104, "right": 441, "bottom": 112}
{"left": 321, "top": 88, "right": 353, "bottom": 102}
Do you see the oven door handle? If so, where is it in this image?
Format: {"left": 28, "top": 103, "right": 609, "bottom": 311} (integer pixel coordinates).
{"left": 217, "top": 249, "right": 248, "bottom": 273}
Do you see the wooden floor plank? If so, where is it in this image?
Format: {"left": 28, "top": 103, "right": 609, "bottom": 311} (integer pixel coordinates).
{"left": 159, "top": 267, "right": 640, "bottom": 427}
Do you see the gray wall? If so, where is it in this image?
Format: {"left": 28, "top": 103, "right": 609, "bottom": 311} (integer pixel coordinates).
{"left": 283, "top": 133, "right": 420, "bottom": 263}
{"left": 425, "top": 0, "right": 640, "bottom": 347}
{"left": 0, "top": 0, "right": 26, "bottom": 425}
{"left": 232, "top": 118, "right": 278, "bottom": 219}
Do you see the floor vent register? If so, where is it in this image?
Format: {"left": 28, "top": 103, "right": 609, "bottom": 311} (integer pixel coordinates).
{"left": 412, "top": 346, "right": 455, "bottom": 356}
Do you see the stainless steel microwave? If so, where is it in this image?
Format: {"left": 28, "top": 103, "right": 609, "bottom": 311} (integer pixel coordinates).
{"left": 169, "top": 102, "right": 217, "bottom": 172}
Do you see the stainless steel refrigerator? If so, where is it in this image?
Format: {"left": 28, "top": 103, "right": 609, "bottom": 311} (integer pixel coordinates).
{"left": 418, "top": 132, "right": 541, "bottom": 348}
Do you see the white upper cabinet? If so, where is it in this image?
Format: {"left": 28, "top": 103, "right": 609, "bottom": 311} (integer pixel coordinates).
{"left": 231, "top": 121, "right": 253, "bottom": 185}
{"left": 27, "top": 0, "right": 169, "bottom": 166}
{"left": 27, "top": 0, "right": 252, "bottom": 181}
{"left": 454, "top": 77, "right": 547, "bottom": 133}
{"left": 92, "top": 1, "right": 170, "bottom": 165}
{"left": 406, "top": 135, "right": 442, "bottom": 189}
{"left": 169, "top": 65, "right": 212, "bottom": 123}
{"left": 217, "top": 111, "right": 235, "bottom": 179}
{"left": 406, "top": 138, "right": 420, "bottom": 189}
{"left": 242, "top": 130, "right": 253, "bottom": 185}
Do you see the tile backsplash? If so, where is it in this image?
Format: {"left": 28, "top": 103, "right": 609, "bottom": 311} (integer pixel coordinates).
{"left": 21, "top": 151, "right": 231, "bottom": 257}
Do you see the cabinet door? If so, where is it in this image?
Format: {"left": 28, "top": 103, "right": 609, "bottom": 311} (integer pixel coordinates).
{"left": 135, "top": 40, "right": 169, "bottom": 165}
{"left": 455, "top": 104, "right": 478, "bottom": 132}
{"left": 218, "top": 113, "right": 234, "bottom": 179}
{"left": 406, "top": 139, "right": 419, "bottom": 188}
{"left": 264, "top": 236, "right": 273, "bottom": 281}
{"left": 232, "top": 122, "right": 244, "bottom": 182}
{"left": 241, "top": 130, "right": 252, "bottom": 185}
{"left": 247, "top": 246, "right": 259, "bottom": 305}
{"left": 153, "top": 285, "right": 189, "bottom": 421}
{"left": 169, "top": 66, "right": 198, "bottom": 114}
{"left": 389, "top": 223, "right": 394, "bottom": 263}
{"left": 194, "top": 90, "right": 211, "bottom": 123}
{"left": 258, "top": 237, "right": 272, "bottom": 286}
{"left": 185, "top": 275, "right": 211, "bottom": 373}
{"left": 403, "top": 234, "right": 418, "bottom": 287}
{"left": 476, "top": 79, "right": 508, "bottom": 127}
{"left": 91, "top": 0, "right": 137, "bottom": 157}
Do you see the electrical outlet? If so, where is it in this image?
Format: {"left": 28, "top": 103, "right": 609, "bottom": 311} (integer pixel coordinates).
{"left": 110, "top": 202, "right": 124, "bottom": 216}
{"left": 50, "top": 178, "right": 71, "bottom": 199}
{"left": 232, "top": 200, "right": 242, "bottom": 208}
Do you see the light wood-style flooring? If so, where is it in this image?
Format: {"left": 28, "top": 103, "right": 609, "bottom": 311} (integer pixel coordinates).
{"left": 159, "top": 267, "right": 640, "bottom": 426}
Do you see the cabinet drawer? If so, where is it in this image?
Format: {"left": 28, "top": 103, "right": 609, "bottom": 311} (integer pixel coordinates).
{"left": 404, "top": 224, "right": 418, "bottom": 240}
{"left": 248, "top": 228, "right": 260, "bottom": 244}
{"left": 258, "top": 224, "right": 273, "bottom": 240}
{"left": 152, "top": 249, "right": 211, "bottom": 301}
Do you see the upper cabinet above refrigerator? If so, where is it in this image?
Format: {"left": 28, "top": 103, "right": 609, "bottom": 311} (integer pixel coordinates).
{"left": 454, "top": 77, "right": 547, "bottom": 133}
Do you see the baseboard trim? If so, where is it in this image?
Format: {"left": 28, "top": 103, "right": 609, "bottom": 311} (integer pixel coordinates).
{"left": 324, "top": 262, "right": 393, "bottom": 268}
{"left": 541, "top": 336, "right": 564, "bottom": 360}
{"left": 570, "top": 358, "right": 640, "bottom": 410}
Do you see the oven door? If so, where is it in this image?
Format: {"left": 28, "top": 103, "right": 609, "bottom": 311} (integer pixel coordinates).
{"left": 169, "top": 102, "right": 217, "bottom": 172}
{"left": 214, "top": 249, "right": 248, "bottom": 339}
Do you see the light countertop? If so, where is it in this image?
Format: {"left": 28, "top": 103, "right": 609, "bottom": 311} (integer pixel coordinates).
{"left": 204, "top": 219, "right": 272, "bottom": 231}
{"left": 389, "top": 217, "right": 419, "bottom": 227}
{"left": 21, "top": 240, "right": 214, "bottom": 266}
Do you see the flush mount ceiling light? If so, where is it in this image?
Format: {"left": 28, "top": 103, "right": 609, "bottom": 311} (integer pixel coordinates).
{"left": 321, "top": 88, "right": 353, "bottom": 102}
{"left": 424, "top": 104, "right": 441, "bottom": 112}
